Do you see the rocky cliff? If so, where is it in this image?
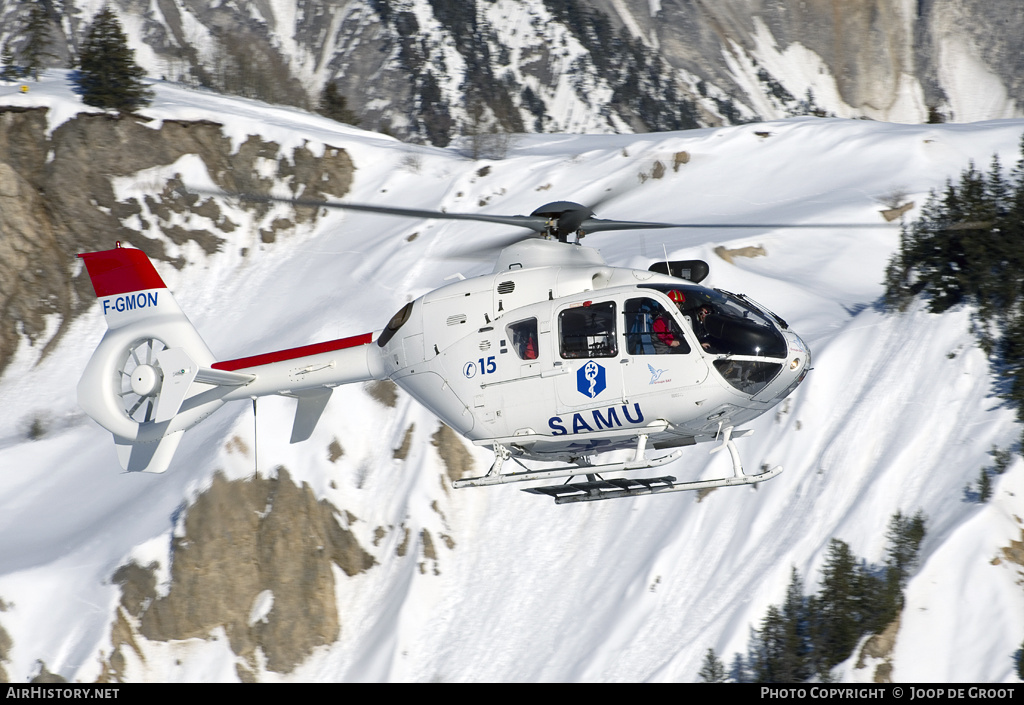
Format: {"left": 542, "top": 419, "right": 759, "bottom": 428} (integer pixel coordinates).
{"left": 110, "top": 467, "right": 376, "bottom": 679}
{"left": 0, "top": 106, "right": 353, "bottom": 377}
{"left": 632, "top": 0, "right": 1024, "bottom": 123}
{"left": 2, "top": 0, "right": 1019, "bottom": 145}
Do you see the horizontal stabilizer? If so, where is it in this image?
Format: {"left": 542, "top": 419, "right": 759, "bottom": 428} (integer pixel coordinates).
{"left": 195, "top": 367, "right": 256, "bottom": 386}
{"left": 152, "top": 349, "right": 257, "bottom": 423}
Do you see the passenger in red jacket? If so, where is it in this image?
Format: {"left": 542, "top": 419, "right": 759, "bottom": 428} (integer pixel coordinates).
{"left": 653, "top": 290, "right": 687, "bottom": 352}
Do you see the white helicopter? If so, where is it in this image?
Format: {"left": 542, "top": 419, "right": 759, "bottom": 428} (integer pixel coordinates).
{"left": 77, "top": 197, "right": 821, "bottom": 504}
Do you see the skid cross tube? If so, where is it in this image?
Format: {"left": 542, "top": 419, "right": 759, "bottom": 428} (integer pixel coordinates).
{"left": 453, "top": 434, "right": 684, "bottom": 489}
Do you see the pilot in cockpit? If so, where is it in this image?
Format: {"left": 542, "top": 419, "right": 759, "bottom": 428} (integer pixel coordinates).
{"left": 691, "top": 305, "right": 714, "bottom": 351}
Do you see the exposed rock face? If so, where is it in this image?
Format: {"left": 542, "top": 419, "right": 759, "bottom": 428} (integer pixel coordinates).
{"left": 714, "top": 244, "right": 767, "bottom": 264}
{"left": 631, "top": 1, "right": 921, "bottom": 111}
{"left": 0, "top": 106, "right": 353, "bottom": 378}
{"left": 856, "top": 616, "right": 901, "bottom": 683}
{"left": 0, "top": 608, "right": 11, "bottom": 683}
{"left": 365, "top": 379, "right": 399, "bottom": 408}
{"left": 0, "top": 108, "right": 71, "bottom": 379}
{"left": 634, "top": 0, "right": 1024, "bottom": 122}
{"left": 430, "top": 424, "right": 474, "bottom": 485}
{"left": 3, "top": 1, "right": 1019, "bottom": 145}
{"left": 29, "top": 663, "right": 66, "bottom": 683}
{"left": 1001, "top": 528, "right": 1024, "bottom": 567}
{"left": 394, "top": 424, "right": 415, "bottom": 461}
{"left": 113, "top": 469, "right": 375, "bottom": 675}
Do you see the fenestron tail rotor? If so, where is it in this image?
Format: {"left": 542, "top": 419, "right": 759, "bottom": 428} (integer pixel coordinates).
{"left": 118, "top": 337, "right": 167, "bottom": 424}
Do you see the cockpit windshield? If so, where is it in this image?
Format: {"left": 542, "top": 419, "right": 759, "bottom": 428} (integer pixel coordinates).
{"left": 639, "top": 284, "right": 787, "bottom": 358}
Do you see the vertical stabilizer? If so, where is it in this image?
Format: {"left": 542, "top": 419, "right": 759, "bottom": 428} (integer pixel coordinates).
{"left": 78, "top": 247, "right": 223, "bottom": 471}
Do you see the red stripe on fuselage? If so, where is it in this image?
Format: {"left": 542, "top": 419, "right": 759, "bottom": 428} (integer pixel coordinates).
{"left": 211, "top": 333, "right": 373, "bottom": 371}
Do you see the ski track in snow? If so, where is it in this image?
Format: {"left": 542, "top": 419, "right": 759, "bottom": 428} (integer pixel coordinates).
{"left": 1, "top": 74, "right": 1023, "bottom": 682}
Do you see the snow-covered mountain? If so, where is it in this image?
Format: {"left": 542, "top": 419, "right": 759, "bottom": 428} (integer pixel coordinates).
{"left": 1, "top": 1, "right": 1022, "bottom": 145}
{"left": 1, "top": 74, "right": 1023, "bottom": 682}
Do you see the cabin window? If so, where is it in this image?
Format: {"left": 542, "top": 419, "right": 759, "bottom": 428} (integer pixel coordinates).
{"left": 713, "top": 359, "right": 782, "bottom": 395}
{"left": 639, "top": 284, "right": 787, "bottom": 357}
{"left": 506, "top": 318, "right": 539, "bottom": 360}
{"left": 559, "top": 302, "right": 617, "bottom": 359}
{"left": 624, "top": 298, "right": 690, "bottom": 355}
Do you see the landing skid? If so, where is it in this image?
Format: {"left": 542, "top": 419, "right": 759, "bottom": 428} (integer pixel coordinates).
{"left": 453, "top": 428, "right": 783, "bottom": 504}
{"left": 526, "top": 465, "right": 782, "bottom": 504}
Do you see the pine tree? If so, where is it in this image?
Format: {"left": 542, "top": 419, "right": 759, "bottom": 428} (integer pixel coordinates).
{"left": 318, "top": 83, "right": 360, "bottom": 125}
{"left": 881, "top": 134, "right": 1024, "bottom": 433}
{"left": 20, "top": 1, "right": 56, "bottom": 81}
{"left": 867, "top": 510, "right": 927, "bottom": 632}
{"left": 779, "top": 566, "right": 812, "bottom": 682}
{"left": 978, "top": 466, "right": 992, "bottom": 502}
{"left": 926, "top": 177, "right": 972, "bottom": 312}
{"left": 1017, "top": 637, "right": 1024, "bottom": 680}
{"left": 751, "top": 604, "right": 787, "bottom": 682}
{"left": 870, "top": 564, "right": 901, "bottom": 635}
{"left": 729, "top": 652, "right": 750, "bottom": 683}
{"left": 811, "top": 539, "right": 863, "bottom": 675}
{"left": 882, "top": 232, "right": 912, "bottom": 311}
{"left": 1007, "top": 135, "right": 1024, "bottom": 241}
{"left": 698, "top": 647, "right": 727, "bottom": 683}
{"left": 1001, "top": 307, "right": 1024, "bottom": 419}
{"left": 738, "top": 514, "right": 928, "bottom": 683}
{"left": 885, "top": 510, "right": 927, "bottom": 581}
{"left": 991, "top": 445, "right": 1013, "bottom": 475}
{"left": 745, "top": 567, "right": 813, "bottom": 683}
{"left": 885, "top": 187, "right": 949, "bottom": 312}
{"left": 74, "top": 8, "right": 153, "bottom": 112}
{"left": 0, "top": 42, "right": 19, "bottom": 82}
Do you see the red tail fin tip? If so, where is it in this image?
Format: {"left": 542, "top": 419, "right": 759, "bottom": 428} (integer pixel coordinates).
{"left": 78, "top": 248, "right": 167, "bottom": 298}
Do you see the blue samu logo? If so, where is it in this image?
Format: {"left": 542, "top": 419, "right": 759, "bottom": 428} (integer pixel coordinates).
{"left": 577, "top": 360, "right": 606, "bottom": 398}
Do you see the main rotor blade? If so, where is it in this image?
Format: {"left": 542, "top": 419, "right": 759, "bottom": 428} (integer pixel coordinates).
{"left": 580, "top": 218, "right": 696, "bottom": 234}
{"left": 207, "top": 190, "right": 553, "bottom": 234}
{"left": 195, "top": 188, "right": 899, "bottom": 238}
{"left": 583, "top": 220, "right": 898, "bottom": 232}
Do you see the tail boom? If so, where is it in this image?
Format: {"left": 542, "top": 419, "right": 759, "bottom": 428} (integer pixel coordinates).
{"left": 214, "top": 333, "right": 382, "bottom": 401}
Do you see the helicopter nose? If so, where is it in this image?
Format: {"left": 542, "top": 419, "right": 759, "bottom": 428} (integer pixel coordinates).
{"left": 781, "top": 333, "right": 812, "bottom": 396}
{"left": 751, "top": 331, "right": 811, "bottom": 403}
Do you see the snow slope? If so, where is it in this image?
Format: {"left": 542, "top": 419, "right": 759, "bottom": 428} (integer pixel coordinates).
{"left": 1, "top": 74, "right": 1023, "bottom": 682}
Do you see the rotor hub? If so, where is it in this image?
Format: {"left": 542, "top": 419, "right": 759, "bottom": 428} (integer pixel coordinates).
{"left": 130, "top": 364, "right": 162, "bottom": 397}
